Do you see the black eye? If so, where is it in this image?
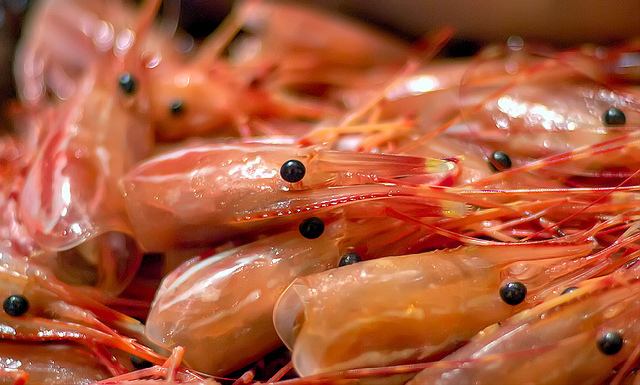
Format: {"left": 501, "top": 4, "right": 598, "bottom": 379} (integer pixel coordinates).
{"left": 3, "top": 294, "right": 29, "bottom": 317}
{"left": 299, "top": 217, "right": 324, "bottom": 239}
{"left": 602, "top": 108, "right": 626, "bottom": 126}
{"left": 130, "top": 354, "right": 154, "bottom": 369}
{"left": 169, "top": 100, "right": 185, "bottom": 116}
{"left": 489, "top": 151, "right": 512, "bottom": 172}
{"left": 280, "top": 160, "right": 306, "bottom": 183}
{"left": 598, "top": 331, "right": 623, "bottom": 355}
{"left": 499, "top": 281, "right": 527, "bottom": 305}
{"left": 339, "top": 252, "right": 362, "bottom": 267}
{"left": 561, "top": 286, "right": 579, "bottom": 295}
{"left": 118, "top": 73, "right": 137, "bottom": 95}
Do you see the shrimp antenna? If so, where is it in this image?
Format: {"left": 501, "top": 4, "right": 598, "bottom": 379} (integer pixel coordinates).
{"left": 338, "top": 26, "right": 455, "bottom": 127}
{"left": 521, "top": 167, "right": 640, "bottom": 242}
{"left": 194, "top": 0, "right": 263, "bottom": 67}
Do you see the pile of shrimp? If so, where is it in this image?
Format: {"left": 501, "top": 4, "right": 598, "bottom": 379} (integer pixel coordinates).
{"left": 1, "top": 0, "right": 640, "bottom": 383}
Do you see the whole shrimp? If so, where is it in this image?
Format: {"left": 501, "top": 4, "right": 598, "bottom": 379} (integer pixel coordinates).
{"left": 407, "top": 259, "right": 640, "bottom": 384}
{"left": 271, "top": 240, "right": 591, "bottom": 377}
{"left": 16, "top": 0, "right": 162, "bottom": 295}
{"left": 144, "top": 213, "right": 452, "bottom": 376}
{"left": 272, "top": 216, "right": 640, "bottom": 377}
{"left": 0, "top": 246, "right": 169, "bottom": 382}
{"left": 141, "top": 0, "right": 413, "bottom": 141}
{"left": 13, "top": 0, "right": 179, "bottom": 107}
{"left": 120, "top": 142, "right": 468, "bottom": 251}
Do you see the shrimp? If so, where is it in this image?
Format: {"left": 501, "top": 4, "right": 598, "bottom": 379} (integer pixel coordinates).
{"left": 144, "top": 214, "right": 446, "bottom": 376}
{"left": 120, "top": 142, "right": 467, "bottom": 251}
{"left": 0, "top": 246, "right": 169, "bottom": 381}
{"left": 14, "top": 0, "right": 178, "bottom": 107}
{"left": 142, "top": 0, "right": 412, "bottom": 141}
{"left": 271, "top": 223, "right": 640, "bottom": 377}
{"left": 16, "top": 0, "right": 161, "bottom": 295}
{"left": 397, "top": 44, "right": 640, "bottom": 186}
{"left": 407, "top": 263, "right": 640, "bottom": 384}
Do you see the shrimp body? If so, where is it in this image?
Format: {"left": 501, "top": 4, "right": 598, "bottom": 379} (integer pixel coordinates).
{"left": 146, "top": 215, "right": 434, "bottom": 375}
{"left": 408, "top": 271, "right": 640, "bottom": 384}
{"left": 145, "top": 0, "right": 411, "bottom": 141}
{"left": 16, "top": 0, "right": 161, "bottom": 295}
{"left": 17, "top": 66, "right": 152, "bottom": 294}
{"left": 272, "top": 241, "right": 596, "bottom": 376}
{"left": 121, "top": 142, "right": 460, "bottom": 251}
{"left": 14, "top": 0, "right": 176, "bottom": 106}
{"left": 0, "top": 247, "right": 168, "bottom": 380}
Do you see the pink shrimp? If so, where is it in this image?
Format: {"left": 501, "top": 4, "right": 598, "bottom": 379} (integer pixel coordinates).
{"left": 141, "top": 0, "right": 413, "bottom": 141}
{"left": 16, "top": 0, "right": 164, "bottom": 295}
{"left": 406, "top": 261, "right": 640, "bottom": 384}
{"left": 144, "top": 214, "right": 449, "bottom": 376}
{"left": 120, "top": 141, "right": 468, "bottom": 251}
{"left": 272, "top": 216, "right": 640, "bottom": 378}
{"left": 14, "top": 0, "right": 178, "bottom": 107}
{"left": 0, "top": 246, "right": 170, "bottom": 381}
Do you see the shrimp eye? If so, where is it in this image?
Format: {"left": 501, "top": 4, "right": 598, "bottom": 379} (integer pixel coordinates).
{"left": 299, "top": 217, "right": 324, "bottom": 239}
{"left": 169, "top": 100, "right": 185, "bottom": 116}
{"left": 130, "top": 354, "right": 154, "bottom": 369}
{"left": 598, "top": 331, "right": 623, "bottom": 355}
{"left": 499, "top": 281, "right": 527, "bottom": 305}
{"left": 3, "top": 294, "right": 29, "bottom": 317}
{"left": 561, "top": 286, "right": 579, "bottom": 295}
{"left": 118, "top": 73, "right": 137, "bottom": 95}
{"left": 280, "top": 160, "right": 306, "bottom": 183}
{"left": 602, "top": 108, "right": 626, "bottom": 126}
{"left": 489, "top": 151, "right": 512, "bottom": 172}
{"left": 339, "top": 252, "right": 362, "bottom": 267}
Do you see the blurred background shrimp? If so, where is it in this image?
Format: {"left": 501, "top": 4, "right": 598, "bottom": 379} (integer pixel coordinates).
{"left": 14, "top": 0, "right": 165, "bottom": 297}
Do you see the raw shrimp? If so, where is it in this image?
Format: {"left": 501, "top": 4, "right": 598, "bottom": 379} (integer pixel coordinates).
{"left": 0, "top": 246, "right": 169, "bottom": 381}
{"left": 14, "top": 0, "right": 178, "bottom": 106}
{"left": 142, "top": 0, "right": 412, "bottom": 141}
{"left": 121, "top": 142, "right": 467, "bottom": 251}
{"left": 398, "top": 44, "right": 640, "bottom": 186}
{"left": 145, "top": 214, "right": 442, "bottom": 376}
{"left": 273, "top": 235, "right": 640, "bottom": 377}
{"left": 17, "top": 0, "right": 161, "bottom": 295}
{"left": 407, "top": 263, "right": 640, "bottom": 384}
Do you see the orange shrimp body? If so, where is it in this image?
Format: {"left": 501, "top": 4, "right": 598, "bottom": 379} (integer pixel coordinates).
{"left": 18, "top": 67, "right": 152, "bottom": 294}
{"left": 14, "top": 0, "right": 175, "bottom": 106}
{"left": 145, "top": 215, "right": 439, "bottom": 376}
{"left": 272, "top": 240, "right": 597, "bottom": 376}
{"left": 16, "top": 0, "right": 163, "bottom": 295}
{"left": 144, "top": 0, "right": 411, "bottom": 141}
{"left": 408, "top": 270, "right": 640, "bottom": 384}
{"left": 0, "top": 247, "right": 167, "bottom": 377}
{"left": 121, "top": 142, "right": 461, "bottom": 251}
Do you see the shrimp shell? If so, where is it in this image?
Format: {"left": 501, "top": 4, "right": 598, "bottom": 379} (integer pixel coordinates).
{"left": 408, "top": 271, "right": 640, "bottom": 384}
{"left": 273, "top": 241, "right": 596, "bottom": 377}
